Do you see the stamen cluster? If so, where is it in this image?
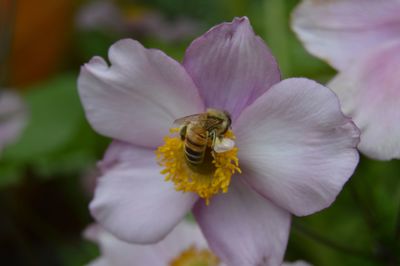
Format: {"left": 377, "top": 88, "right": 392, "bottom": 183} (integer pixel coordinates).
{"left": 156, "top": 129, "right": 241, "bottom": 205}
{"left": 169, "top": 245, "right": 220, "bottom": 266}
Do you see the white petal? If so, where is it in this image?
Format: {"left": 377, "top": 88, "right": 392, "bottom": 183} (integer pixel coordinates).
{"left": 194, "top": 179, "right": 291, "bottom": 266}
{"left": 90, "top": 141, "right": 198, "bottom": 244}
{"left": 234, "top": 78, "right": 360, "bottom": 216}
{"left": 329, "top": 40, "right": 400, "bottom": 160}
{"left": 183, "top": 17, "right": 280, "bottom": 120}
{"left": 0, "top": 90, "right": 27, "bottom": 153}
{"left": 292, "top": 0, "right": 400, "bottom": 70}
{"left": 78, "top": 39, "right": 204, "bottom": 148}
{"left": 84, "top": 221, "right": 208, "bottom": 266}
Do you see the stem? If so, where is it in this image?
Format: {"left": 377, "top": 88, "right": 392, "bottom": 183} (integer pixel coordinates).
{"left": 293, "top": 222, "right": 375, "bottom": 260}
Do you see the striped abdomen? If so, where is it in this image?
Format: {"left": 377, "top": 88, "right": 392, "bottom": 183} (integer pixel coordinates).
{"left": 183, "top": 124, "right": 208, "bottom": 165}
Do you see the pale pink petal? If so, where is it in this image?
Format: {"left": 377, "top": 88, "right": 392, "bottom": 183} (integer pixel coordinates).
{"left": 292, "top": 0, "right": 400, "bottom": 70}
{"left": 78, "top": 39, "right": 204, "bottom": 148}
{"left": 85, "top": 224, "right": 164, "bottom": 266}
{"left": 234, "top": 78, "right": 360, "bottom": 216}
{"left": 84, "top": 221, "right": 208, "bottom": 266}
{"left": 0, "top": 90, "right": 27, "bottom": 154}
{"left": 328, "top": 40, "right": 400, "bottom": 160}
{"left": 183, "top": 17, "right": 280, "bottom": 120}
{"left": 90, "top": 141, "right": 198, "bottom": 244}
{"left": 194, "top": 179, "right": 291, "bottom": 266}
{"left": 155, "top": 220, "right": 209, "bottom": 261}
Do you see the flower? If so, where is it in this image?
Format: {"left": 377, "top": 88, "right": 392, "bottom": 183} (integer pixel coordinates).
{"left": 78, "top": 17, "right": 359, "bottom": 265}
{"left": 292, "top": 0, "right": 400, "bottom": 160}
{"left": 0, "top": 90, "right": 27, "bottom": 155}
{"left": 84, "top": 221, "right": 218, "bottom": 266}
{"left": 76, "top": 0, "right": 202, "bottom": 42}
{"left": 85, "top": 220, "right": 311, "bottom": 266}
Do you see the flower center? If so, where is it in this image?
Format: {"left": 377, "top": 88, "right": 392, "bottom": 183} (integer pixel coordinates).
{"left": 156, "top": 128, "right": 241, "bottom": 205}
{"left": 169, "top": 245, "right": 220, "bottom": 266}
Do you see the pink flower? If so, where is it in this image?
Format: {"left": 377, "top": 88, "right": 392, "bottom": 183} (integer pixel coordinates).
{"left": 0, "top": 90, "right": 27, "bottom": 155}
{"left": 76, "top": 0, "right": 202, "bottom": 42}
{"left": 85, "top": 221, "right": 219, "bottom": 266}
{"left": 85, "top": 220, "right": 311, "bottom": 266}
{"left": 292, "top": 0, "right": 400, "bottom": 160}
{"left": 78, "top": 17, "right": 359, "bottom": 266}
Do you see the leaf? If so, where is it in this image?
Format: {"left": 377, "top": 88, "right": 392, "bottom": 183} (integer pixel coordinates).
{"left": 0, "top": 73, "right": 108, "bottom": 186}
{"left": 3, "top": 73, "right": 83, "bottom": 160}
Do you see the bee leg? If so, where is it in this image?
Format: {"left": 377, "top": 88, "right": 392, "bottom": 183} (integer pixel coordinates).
{"left": 179, "top": 125, "right": 187, "bottom": 140}
{"left": 209, "top": 130, "right": 217, "bottom": 148}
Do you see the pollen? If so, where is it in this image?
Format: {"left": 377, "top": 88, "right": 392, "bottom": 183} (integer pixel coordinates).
{"left": 156, "top": 129, "right": 241, "bottom": 205}
{"left": 169, "top": 245, "right": 220, "bottom": 266}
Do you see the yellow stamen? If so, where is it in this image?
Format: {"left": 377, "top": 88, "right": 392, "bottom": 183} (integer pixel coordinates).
{"left": 169, "top": 245, "right": 220, "bottom": 266}
{"left": 156, "top": 129, "right": 241, "bottom": 205}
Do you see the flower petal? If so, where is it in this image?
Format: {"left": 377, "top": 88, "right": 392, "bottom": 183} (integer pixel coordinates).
{"left": 90, "top": 141, "right": 198, "bottom": 244}
{"left": 85, "top": 221, "right": 207, "bottom": 266}
{"left": 0, "top": 90, "right": 27, "bottom": 153}
{"left": 183, "top": 17, "right": 280, "bottom": 120}
{"left": 329, "top": 40, "right": 400, "bottom": 160}
{"left": 292, "top": 0, "right": 400, "bottom": 70}
{"left": 234, "top": 78, "right": 360, "bottom": 216}
{"left": 84, "top": 224, "right": 165, "bottom": 266}
{"left": 78, "top": 39, "right": 204, "bottom": 148}
{"left": 194, "top": 179, "right": 291, "bottom": 266}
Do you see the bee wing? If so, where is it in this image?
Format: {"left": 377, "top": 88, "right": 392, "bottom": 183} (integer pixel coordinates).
{"left": 173, "top": 113, "right": 206, "bottom": 126}
{"left": 204, "top": 117, "right": 224, "bottom": 130}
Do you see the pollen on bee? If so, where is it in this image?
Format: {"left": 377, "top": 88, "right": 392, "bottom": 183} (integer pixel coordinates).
{"left": 213, "top": 137, "right": 235, "bottom": 153}
{"left": 155, "top": 129, "right": 241, "bottom": 205}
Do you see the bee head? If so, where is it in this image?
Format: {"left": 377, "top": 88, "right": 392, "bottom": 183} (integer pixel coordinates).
{"left": 206, "top": 108, "right": 232, "bottom": 134}
{"left": 223, "top": 110, "right": 232, "bottom": 128}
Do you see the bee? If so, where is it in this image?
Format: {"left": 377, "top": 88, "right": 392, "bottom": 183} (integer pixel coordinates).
{"left": 173, "top": 108, "right": 234, "bottom": 165}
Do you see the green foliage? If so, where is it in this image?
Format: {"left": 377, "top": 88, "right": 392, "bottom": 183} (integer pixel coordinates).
{"left": 0, "top": 73, "right": 108, "bottom": 186}
{"left": 288, "top": 157, "right": 400, "bottom": 266}
{"left": 75, "top": 31, "right": 117, "bottom": 63}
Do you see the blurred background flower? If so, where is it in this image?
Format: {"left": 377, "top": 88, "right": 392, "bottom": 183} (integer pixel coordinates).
{"left": 86, "top": 220, "right": 311, "bottom": 266}
{"left": 0, "top": 0, "right": 399, "bottom": 265}
{"left": 76, "top": 0, "right": 203, "bottom": 43}
{"left": 292, "top": 0, "right": 400, "bottom": 161}
{"left": 0, "top": 90, "right": 26, "bottom": 155}
{"left": 84, "top": 221, "right": 217, "bottom": 266}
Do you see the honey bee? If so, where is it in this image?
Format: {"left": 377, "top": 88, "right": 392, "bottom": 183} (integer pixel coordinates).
{"left": 173, "top": 108, "right": 234, "bottom": 165}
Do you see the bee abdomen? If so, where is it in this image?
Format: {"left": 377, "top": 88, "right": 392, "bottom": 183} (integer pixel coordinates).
{"left": 184, "top": 128, "right": 207, "bottom": 164}
{"left": 184, "top": 147, "right": 204, "bottom": 164}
